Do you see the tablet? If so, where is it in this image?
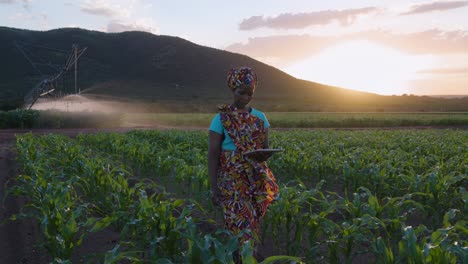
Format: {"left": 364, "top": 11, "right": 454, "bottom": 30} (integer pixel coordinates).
{"left": 243, "top": 149, "right": 283, "bottom": 156}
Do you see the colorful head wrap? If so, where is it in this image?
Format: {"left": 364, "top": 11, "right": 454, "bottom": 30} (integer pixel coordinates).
{"left": 227, "top": 67, "right": 257, "bottom": 91}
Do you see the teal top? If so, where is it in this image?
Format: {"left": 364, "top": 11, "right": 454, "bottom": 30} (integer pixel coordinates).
{"left": 209, "top": 108, "right": 270, "bottom": 151}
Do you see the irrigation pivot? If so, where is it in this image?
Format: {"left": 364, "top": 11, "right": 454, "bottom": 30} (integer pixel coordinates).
{"left": 15, "top": 41, "right": 87, "bottom": 109}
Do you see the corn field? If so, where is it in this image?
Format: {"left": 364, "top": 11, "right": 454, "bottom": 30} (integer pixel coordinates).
{"left": 7, "top": 129, "right": 467, "bottom": 263}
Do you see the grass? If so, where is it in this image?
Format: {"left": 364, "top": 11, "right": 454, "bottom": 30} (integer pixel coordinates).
{"left": 122, "top": 112, "right": 468, "bottom": 128}
{"left": 0, "top": 109, "right": 123, "bottom": 129}
{"left": 2, "top": 109, "right": 467, "bottom": 129}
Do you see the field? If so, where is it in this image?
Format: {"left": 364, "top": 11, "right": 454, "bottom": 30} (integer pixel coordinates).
{"left": 3, "top": 128, "right": 467, "bottom": 263}
{"left": 122, "top": 112, "right": 468, "bottom": 128}
{"left": 2, "top": 110, "right": 468, "bottom": 129}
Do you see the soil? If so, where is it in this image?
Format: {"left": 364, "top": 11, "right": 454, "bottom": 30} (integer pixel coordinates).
{"left": 0, "top": 129, "right": 47, "bottom": 264}
{"left": 1, "top": 126, "right": 466, "bottom": 263}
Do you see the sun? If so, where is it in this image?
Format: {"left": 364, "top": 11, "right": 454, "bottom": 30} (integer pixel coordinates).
{"left": 285, "top": 40, "right": 434, "bottom": 95}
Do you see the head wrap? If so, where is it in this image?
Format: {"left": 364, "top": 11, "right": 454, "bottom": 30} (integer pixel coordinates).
{"left": 227, "top": 67, "right": 257, "bottom": 91}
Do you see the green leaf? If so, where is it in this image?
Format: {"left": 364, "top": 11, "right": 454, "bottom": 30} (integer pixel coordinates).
{"left": 155, "top": 259, "right": 174, "bottom": 264}
{"left": 90, "top": 216, "right": 114, "bottom": 232}
{"left": 172, "top": 199, "right": 184, "bottom": 207}
{"left": 260, "top": 256, "right": 303, "bottom": 264}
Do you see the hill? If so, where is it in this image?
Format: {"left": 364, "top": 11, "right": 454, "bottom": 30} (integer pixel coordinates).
{"left": 1, "top": 26, "right": 467, "bottom": 112}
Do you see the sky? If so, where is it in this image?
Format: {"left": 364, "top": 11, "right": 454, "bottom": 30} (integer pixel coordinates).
{"left": 1, "top": 0, "right": 468, "bottom": 96}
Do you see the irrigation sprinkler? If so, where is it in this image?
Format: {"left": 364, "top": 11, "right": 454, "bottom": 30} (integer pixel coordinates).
{"left": 15, "top": 41, "right": 87, "bottom": 109}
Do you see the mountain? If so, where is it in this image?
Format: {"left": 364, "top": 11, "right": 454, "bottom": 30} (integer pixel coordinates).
{"left": 1, "top": 26, "right": 467, "bottom": 112}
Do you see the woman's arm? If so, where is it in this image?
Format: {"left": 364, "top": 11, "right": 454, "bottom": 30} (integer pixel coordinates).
{"left": 208, "top": 131, "right": 223, "bottom": 205}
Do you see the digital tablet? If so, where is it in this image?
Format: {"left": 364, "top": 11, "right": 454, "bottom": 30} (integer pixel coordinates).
{"left": 243, "top": 149, "right": 283, "bottom": 156}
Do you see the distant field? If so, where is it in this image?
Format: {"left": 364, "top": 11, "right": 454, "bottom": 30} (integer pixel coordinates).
{"left": 2, "top": 110, "right": 467, "bottom": 129}
{"left": 122, "top": 112, "right": 468, "bottom": 128}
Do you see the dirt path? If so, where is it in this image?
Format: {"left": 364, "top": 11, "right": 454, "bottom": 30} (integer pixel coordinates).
{"left": 0, "top": 133, "right": 20, "bottom": 263}
{"left": 0, "top": 130, "right": 44, "bottom": 264}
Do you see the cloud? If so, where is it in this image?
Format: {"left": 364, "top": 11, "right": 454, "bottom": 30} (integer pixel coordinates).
{"left": 7, "top": 11, "right": 50, "bottom": 27}
{"left": 226, "top": 29, "right": 468, "bottom": 67}
{"left": 417, "top": 67, "right": 468, "bottom": 74}
{"left": 401, "top": 1, "right": 468, "bottom": 15}
{"left": 8, "top": 12, "right": 33, "bottom": 21}
{"left": 239, "top": 7, "right": 380, "bottom": 30}
{"left": 226, "top": 35, "right": 338, "bottom": 66}
{"left": 80, "top": 1, "right": 157, "bottom": 34}
{"left": 0, "top": 0, "right": 31, "bottom": 11}
{"left": 356, "top": 29, "right": 468, "bottom": 54}
{"left": 80, "top": 0, "right": 129, "bottom": 18}
{"left": 409, "top": 78, "right": 467, "bottom": 95}
{"left": 21, "top": 0, "right": 29, "bottom": 10}
{"left": 107, "top": 19, "right": 158, "bottom": 34}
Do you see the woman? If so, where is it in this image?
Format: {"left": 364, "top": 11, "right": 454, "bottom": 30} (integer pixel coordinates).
{"left": 208, "top": 66, "right": 279, "bottom": 244}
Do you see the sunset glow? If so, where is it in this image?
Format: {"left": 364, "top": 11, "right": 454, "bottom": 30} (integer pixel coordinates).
{"left": 285, "top": 40, "right": 437, "bottom": 95}
{"left": 1, "top": 1, "right": 467, "bottom": 96}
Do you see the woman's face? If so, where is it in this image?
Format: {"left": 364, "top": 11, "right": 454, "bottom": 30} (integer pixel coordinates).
{"left": 233, "top": 84, "right": 254, "bottom": 108}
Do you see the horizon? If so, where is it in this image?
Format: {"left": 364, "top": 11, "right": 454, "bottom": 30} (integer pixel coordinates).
{"left": 1, "top": 1, "right": 467, "bottom": 96}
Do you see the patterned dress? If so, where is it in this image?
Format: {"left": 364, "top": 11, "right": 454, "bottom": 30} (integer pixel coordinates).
{"left": 216, "top": 104, "right": 279, "bottom": 242}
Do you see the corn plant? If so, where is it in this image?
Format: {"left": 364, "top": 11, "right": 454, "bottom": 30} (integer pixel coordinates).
{"left": 10, "top": 129, "right": 468, "bottom": 263}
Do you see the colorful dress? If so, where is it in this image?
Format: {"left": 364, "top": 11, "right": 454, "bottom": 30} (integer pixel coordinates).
{"left": 216, "top": 104, "right": 279, "bottom": 241}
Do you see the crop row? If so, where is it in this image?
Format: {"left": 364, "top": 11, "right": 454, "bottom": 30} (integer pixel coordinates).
{"left": 9, "top": 129, "right": 468, "bottom": 263}
{"left": 11, "top": 133, "right": 297, "bottom": 263}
